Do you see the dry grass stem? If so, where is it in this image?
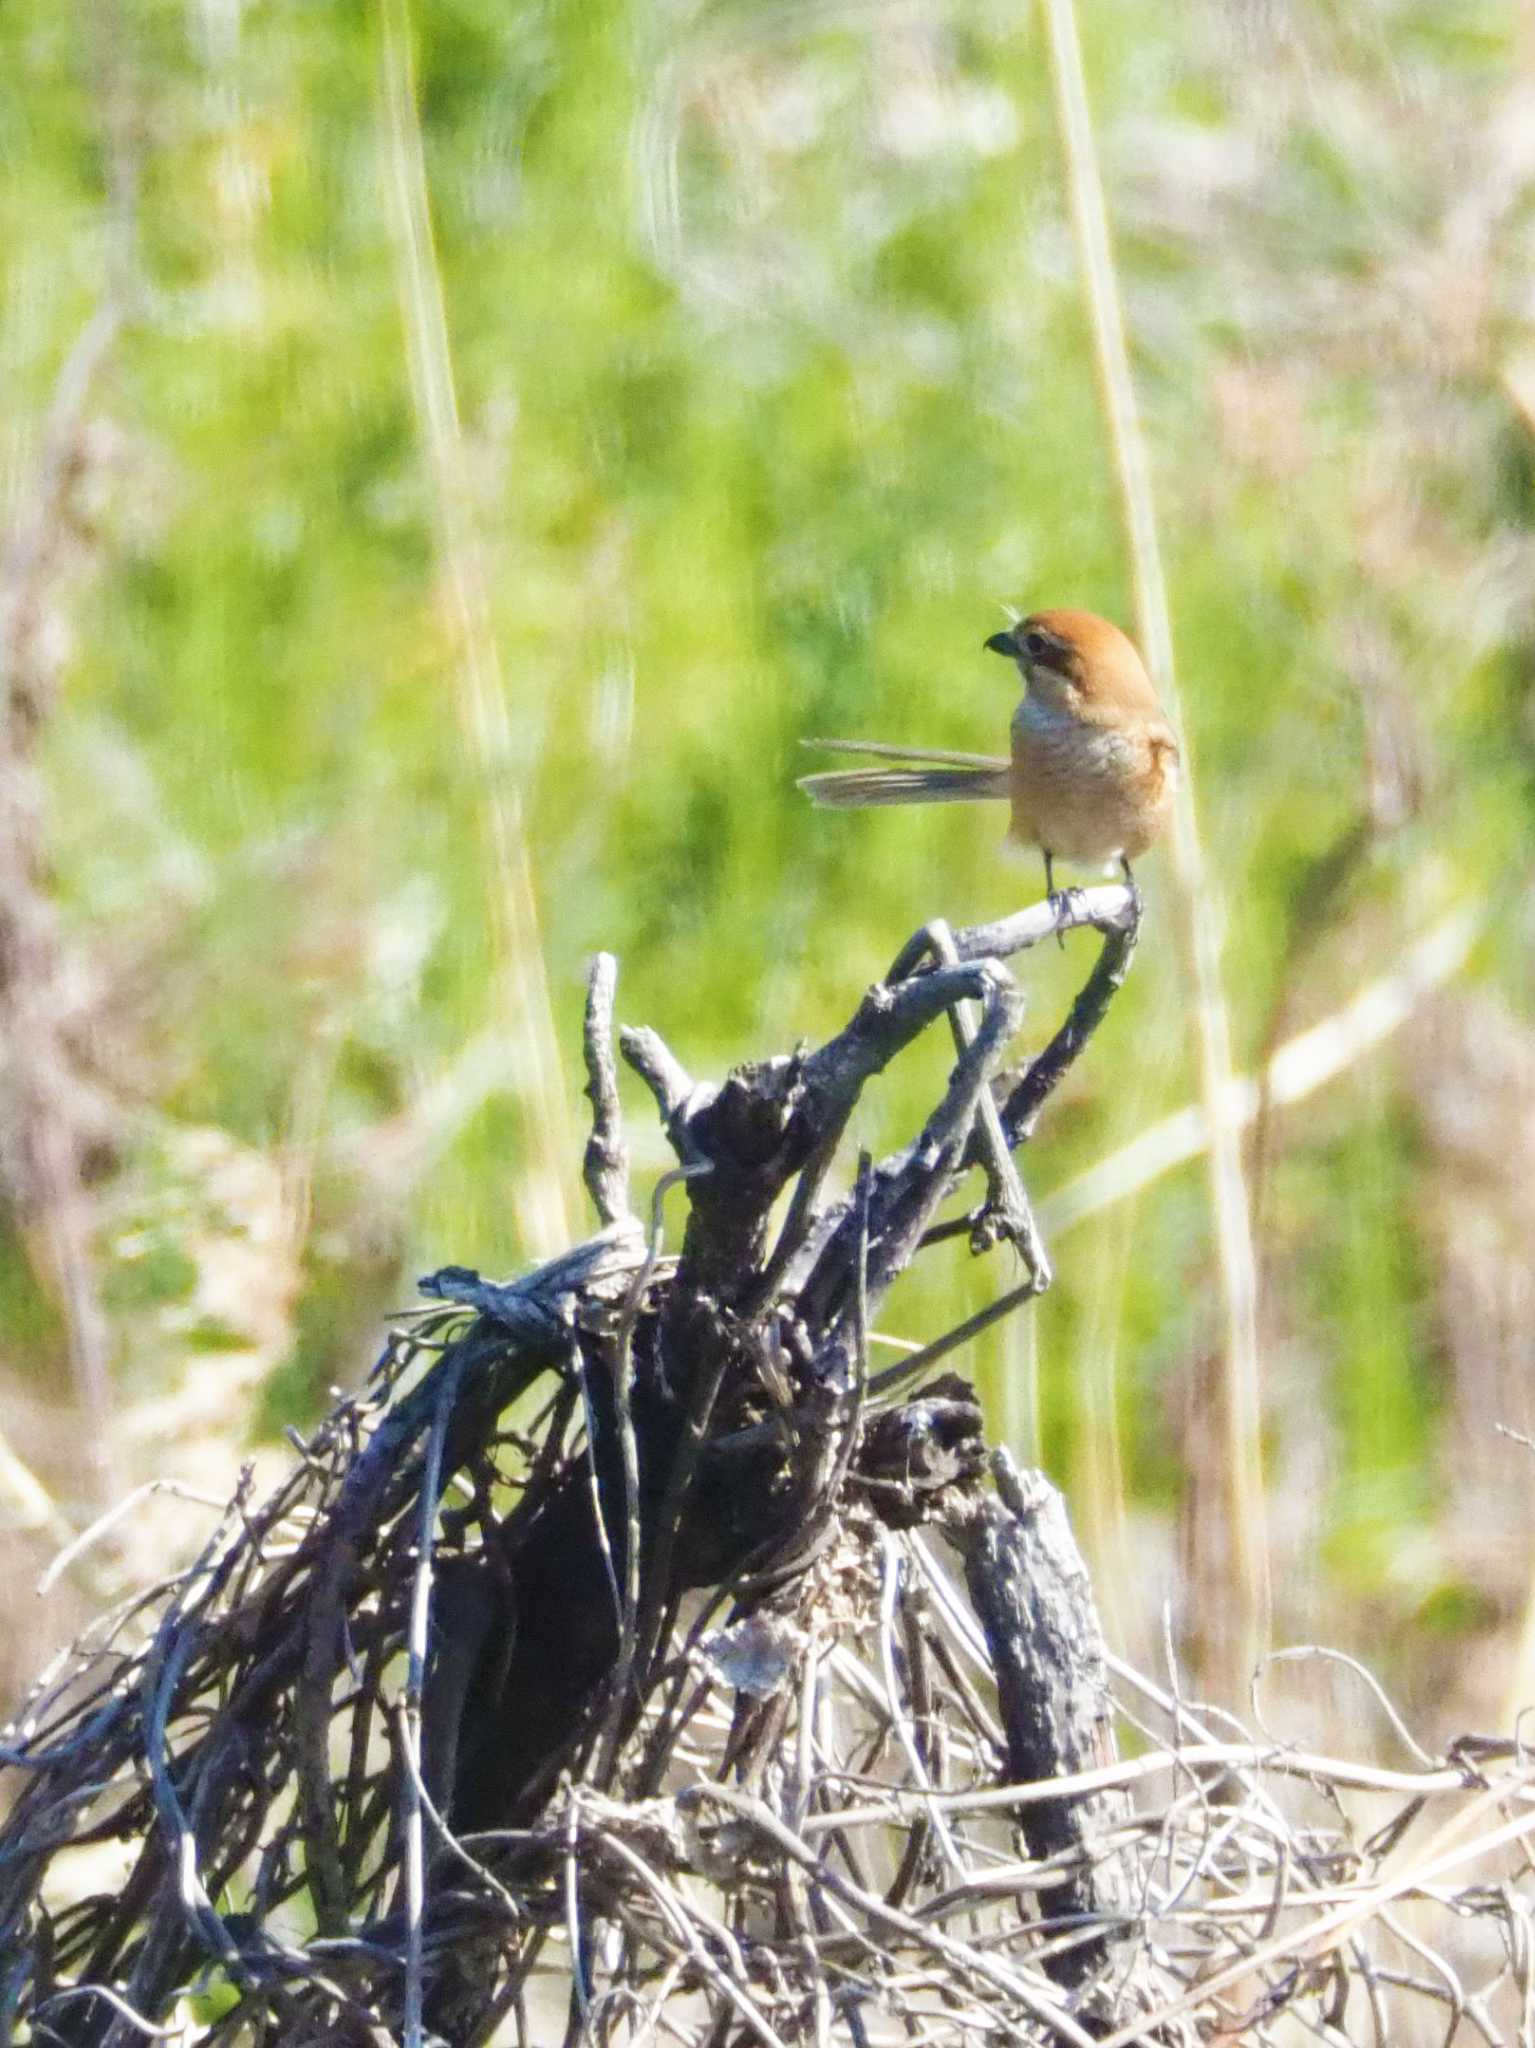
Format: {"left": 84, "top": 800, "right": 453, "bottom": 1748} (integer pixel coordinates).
{"left": 377, "top": 0, "right": 578, "bottom": 1255}
{"left": 1039, "top": 0, "right": 1268, "bottom": 1696}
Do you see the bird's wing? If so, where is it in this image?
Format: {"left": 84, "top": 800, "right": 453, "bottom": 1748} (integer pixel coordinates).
{"left": 1148, "top": 723, "right": 1181, "bottom": 771}
{"left": 800, "top": 736, "right": 1009, "bottom": 771}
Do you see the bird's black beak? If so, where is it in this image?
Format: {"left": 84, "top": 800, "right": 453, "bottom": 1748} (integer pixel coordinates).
{"left": 984, "top": 629, "right": 1018, "bottom": 658}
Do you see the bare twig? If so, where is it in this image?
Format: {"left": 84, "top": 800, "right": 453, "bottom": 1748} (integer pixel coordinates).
{"left": 593, "top": 1162, "right": 710, "bottom": 1785}
{"left": 400, "top": 1340, "right": 469, "bottom": 2048}
{"left": 582, "top": 952, "right": 631, "bottom": 1227}
{"left": 619, "top": 1025, "right": 700, "bottom": 1135}
{"left": 908, "top": 918, "right": 1049, "bottom": 1280}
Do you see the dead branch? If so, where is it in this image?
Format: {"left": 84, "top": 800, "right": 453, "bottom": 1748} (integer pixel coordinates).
{"left": 2, "top": 888, "right": 1524, "bottom": 2046}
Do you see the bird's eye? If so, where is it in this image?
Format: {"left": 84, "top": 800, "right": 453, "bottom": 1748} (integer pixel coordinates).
{"left": 1022, "top": 630, "right": 1050, "bottom": 660}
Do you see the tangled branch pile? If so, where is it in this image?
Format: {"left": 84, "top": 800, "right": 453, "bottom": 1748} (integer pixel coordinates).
{"left": 2, "top": 889, "right": 1532, "bottom": 2046}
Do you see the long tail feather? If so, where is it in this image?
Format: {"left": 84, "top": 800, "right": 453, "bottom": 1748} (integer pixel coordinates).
{"left": 798, "top": 764, "right": 1010, "bottom": 809}
{"left": 800, "top": 736, "right": 1008, "bottom": 771}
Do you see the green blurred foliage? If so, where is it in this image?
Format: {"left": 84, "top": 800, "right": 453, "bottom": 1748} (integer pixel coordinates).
{"left": 3, "top": 0, "right": 1533, "bottom": 1710}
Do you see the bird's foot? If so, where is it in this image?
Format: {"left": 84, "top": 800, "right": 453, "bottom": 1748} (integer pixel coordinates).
{"left": 1047, "top": 887, "right": 1082, "bottom": 947}
{"left": 1043, "top": 856, "right": 1071, "bottom": 947}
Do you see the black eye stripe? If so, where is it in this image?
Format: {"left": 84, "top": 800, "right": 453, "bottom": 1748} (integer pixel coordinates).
{"left": 1023, "top": 630, "right": 1052, "bottom": 660}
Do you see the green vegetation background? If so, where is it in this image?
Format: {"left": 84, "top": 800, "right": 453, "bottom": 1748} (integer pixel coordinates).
{"left": 3, "top": 0, "right": 1533, "bottom": 1732}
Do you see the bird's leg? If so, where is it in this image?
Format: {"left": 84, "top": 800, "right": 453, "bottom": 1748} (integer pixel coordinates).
{"left": 1044, "top": 851, "right": 1067, "bottom": 950}
{"left": 922, "top": 919, "right": 1048, "bottom": 1280}
{"left": 1118, "top": 854, "right": 1143, "bottom": 921}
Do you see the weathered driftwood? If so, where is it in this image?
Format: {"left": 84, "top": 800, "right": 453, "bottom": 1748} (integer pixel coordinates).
{"left": 0, "top": 885, "right": 1157, "bottom": 2047}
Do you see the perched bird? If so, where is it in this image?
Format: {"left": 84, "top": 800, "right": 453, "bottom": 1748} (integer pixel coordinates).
{"left": 798, "top": 608, "right": 1179, "bottom": 905}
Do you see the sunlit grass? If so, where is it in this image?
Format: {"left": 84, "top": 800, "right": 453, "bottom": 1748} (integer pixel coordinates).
{"left": 0, "top": 0, "right": 1531, "bottom": 1725}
